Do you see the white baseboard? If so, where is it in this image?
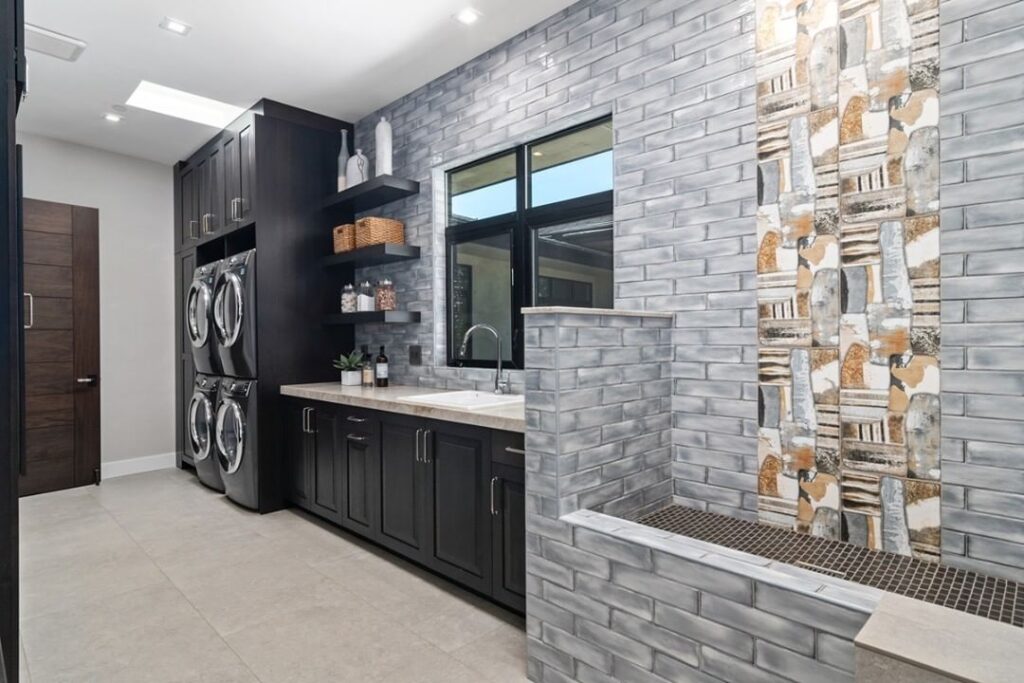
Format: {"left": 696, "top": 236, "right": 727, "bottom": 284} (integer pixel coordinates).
{"left": 101, "top": 452, "right": 177, "bottom": 480}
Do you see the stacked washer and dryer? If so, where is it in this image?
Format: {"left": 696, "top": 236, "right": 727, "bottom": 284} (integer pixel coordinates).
{"left": 185, "top": 249, "right": 260, "bottom": 510}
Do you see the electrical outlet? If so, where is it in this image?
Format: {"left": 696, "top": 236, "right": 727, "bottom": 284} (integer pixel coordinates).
{"left": 409, "top": 345, "right": 422, "bottom": 366}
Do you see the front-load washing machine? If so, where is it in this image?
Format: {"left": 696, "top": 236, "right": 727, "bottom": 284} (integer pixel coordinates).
{"left": 187, "top": 261, "right": 221, "bottom": 375}
{"left": 188, "top": 374, "right": 224, "bottom": 492}
{"left": 215, "top": 378, "right": 258, "bottom": 510}
{"left": 213, "top": 249, "right": 256, "bottom": 379}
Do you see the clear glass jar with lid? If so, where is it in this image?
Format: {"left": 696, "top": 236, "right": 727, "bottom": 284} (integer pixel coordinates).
{"left": 375, "top": 278, "right": 396, "bottom": 311}
{"left": 357, "top": 281, "right": 375, "bottom": 312}
{"left": 340, "top": 283, "right": 357, "bottom": 313}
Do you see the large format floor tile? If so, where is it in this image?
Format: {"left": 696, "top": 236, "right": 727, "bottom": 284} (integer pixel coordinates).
{"left": 18, "top": 468, "right": 527, "bottom": 682}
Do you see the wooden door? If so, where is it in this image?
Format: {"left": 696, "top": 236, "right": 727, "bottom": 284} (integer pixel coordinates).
{"left": 426, "top": 423, "right": 491, "bottom": 593}
{"left": 378, "top": 414, "right": 429, "bottom": 561}
{"left": 20, "top": 198, "right": 99, "bottom": 496}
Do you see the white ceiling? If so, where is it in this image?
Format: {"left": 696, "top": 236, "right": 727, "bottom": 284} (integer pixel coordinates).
{"left": 17, "top": 0, "right": 577, "bottom": 165}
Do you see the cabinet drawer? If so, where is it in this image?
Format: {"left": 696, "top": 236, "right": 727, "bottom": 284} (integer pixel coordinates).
{"left": 491, "top": 430, "right": 525, "bottom": 468}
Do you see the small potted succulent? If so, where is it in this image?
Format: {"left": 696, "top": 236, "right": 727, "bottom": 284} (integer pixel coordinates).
{"left": 333, "top": 350, "right": 364, "bottom": 387}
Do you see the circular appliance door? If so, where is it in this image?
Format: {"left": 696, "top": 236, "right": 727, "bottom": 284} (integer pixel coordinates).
{"left": 187, "top": 282, "right": 212, "bottom": 349}
{"left": 213, "top": 272, "right": 244, "bottom": 348}
{"left": 215, "top": 399, "right": 245, "bottom": 475}
{"left": 188, "top": 393, "right": 214, "bottom": 461}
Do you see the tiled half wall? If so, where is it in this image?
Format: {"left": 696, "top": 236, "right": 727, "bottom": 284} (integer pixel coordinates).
{"left": 754, "top": 0, "right": 942, "bottom": 559}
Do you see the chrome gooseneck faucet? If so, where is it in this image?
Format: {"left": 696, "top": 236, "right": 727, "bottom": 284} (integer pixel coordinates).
{"left": 459, "top": 323, "right": 508, "bottom": 395}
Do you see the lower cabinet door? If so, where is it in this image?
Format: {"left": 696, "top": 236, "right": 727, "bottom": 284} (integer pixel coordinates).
{"left": 338, "top": 413, "right": 379, "bottom": 539}
{"left": 491, "top": 462, "right": 526, "bottom": 611}
{"left": 378, "top": 414, "right": 429, "bottom": 561}
{"left": 426, "top": 423, "right": 492, "bottom": 594}
{"left": 310, "top": 405, "right": 342, "bottom": 522}
{"left": 283, "top": 401, "right": 312, "bottom": 511}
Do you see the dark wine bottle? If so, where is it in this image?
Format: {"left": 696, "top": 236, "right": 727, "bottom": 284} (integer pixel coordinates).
{"left": 375, "top": 345, "right": 389, "bottom": 388}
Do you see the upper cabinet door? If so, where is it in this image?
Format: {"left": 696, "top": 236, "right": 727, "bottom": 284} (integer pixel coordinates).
{"left": 222, "top": 133, "right": 240, "bottom": 229}
{"left": 237, "top": 123, "right": 255, "bottom": 225}
{"left": 179, "top": 167, "right": 198, "bottom": 247}
{"left": 206, "top": 145, "right": 225, "bottom": 234}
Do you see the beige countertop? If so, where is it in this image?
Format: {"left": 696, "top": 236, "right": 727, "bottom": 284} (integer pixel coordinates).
{"left": 279, "top": 383, "right": 526, "bottom": 433}
{"left": 855, "top": 593, "right": 1024, "bottom": 683}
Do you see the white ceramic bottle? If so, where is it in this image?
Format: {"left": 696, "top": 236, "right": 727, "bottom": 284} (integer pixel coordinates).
{"left": 375, "top": 117, "right": 393, "bottom": 177}
{"left": 337, "top": 129, "right": 350, "bottom": 192}
{"left": 346, "top": 149, "right": 369, "bottom": 187}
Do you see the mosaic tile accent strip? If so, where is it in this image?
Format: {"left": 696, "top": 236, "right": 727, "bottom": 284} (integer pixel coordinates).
{"left": 638, "top": 504, "right": 1023, "bottom": 628}
{"left": 755, "top": 0, "right": 941, "bottom": 559}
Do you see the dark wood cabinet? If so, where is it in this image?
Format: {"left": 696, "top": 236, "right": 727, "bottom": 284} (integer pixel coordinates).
{"left": 283, "top": 401, "right": 312, "bottom": 509}
{"left": 175, "top": 251, "right": 196, "bottom": 467}
{"left": 426, "top": 424, "right": 491, "bottom": 593}
{"left": 490, "top": 431, "right": 526, "bottom": 611}
{"left": 237, "top": 122, "right": 255, "bottom": 225}
{"left": 310, "top": 404, "right": 343, "bottom": 521}
{"left": 279, "top": 399, "right": 524, "bottom": 613}
{"left": 222, "top": 133, "right": 239, "bottom": 229}
{"left": 337, "top": 409, "right": 378, "bottom": 538}
{"left": 378, "top": 413, "right": 429, "bottom": 562}
{"left": 178, "top": 167, "right": 199, "bottom": 247}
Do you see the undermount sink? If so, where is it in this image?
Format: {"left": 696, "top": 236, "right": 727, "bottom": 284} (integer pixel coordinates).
{"left": 397, "top": 390, "right": 524, "bottom": 411}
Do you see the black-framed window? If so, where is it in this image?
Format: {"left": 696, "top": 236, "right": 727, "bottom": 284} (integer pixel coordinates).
{"left": 446, "top": 117, "right": 614, "bottom": 369}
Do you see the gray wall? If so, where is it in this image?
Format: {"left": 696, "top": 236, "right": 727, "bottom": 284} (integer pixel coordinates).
{"left": 352, "top": 0, "right": 761, "bottom": 517}
{"left": 18, "top": 132, "right": 176, "bottom": 469}
{"left": 350, "top": 0, "right": 1024, "bottom": 581}
{"left": 939, "top": 0, "right": 1024, "bottom": 582}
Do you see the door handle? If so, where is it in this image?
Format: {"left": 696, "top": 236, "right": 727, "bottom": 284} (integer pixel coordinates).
{"left": 422, "top": 429, "right": 432, "bottom": 464}
{"left": 76, "top": 376, "right": 97, "bottom": 386}
{"left": 23, "top": 292, "right": 33, "bottom": 329}
{"left": 415, "top": 428, "right": 422, "bottom": 463}
{"left": 347, "top": 434, "right": 367, "bottom": 443}
{"left": 490, "top": 476, "right": 499, "bottom": 516}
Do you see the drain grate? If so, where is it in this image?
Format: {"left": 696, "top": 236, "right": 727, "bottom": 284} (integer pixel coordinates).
{"left": 637, "top": 504, "right": 1024, "bottom": 628}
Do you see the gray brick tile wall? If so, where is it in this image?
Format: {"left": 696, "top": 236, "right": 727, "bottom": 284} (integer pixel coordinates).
{"left": 349, "top": 0, "right": 761, "bottom": 522}
{"left": 940, "top": 0, "right": 1024, "bottom": 582}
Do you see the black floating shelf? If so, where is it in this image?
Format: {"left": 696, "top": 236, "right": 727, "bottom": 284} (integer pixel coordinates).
{"left": 323, "top": 311, "right": 421, "bottom": 326}
{"left": 323, "top": 175, "right": 420, "bottom": 214}
{"left": 322, "top": 243, "right": 421, "bottom": 269}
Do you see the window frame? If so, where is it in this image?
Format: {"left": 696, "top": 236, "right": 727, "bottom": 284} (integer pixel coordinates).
{"left": 446, "top": 117, "right": 614, "bottom": 370}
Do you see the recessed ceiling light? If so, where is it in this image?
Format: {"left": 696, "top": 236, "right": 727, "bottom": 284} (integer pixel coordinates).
{"left": 126, "top": 81, "right": 245, "bottom": 128}
{"left": 159, "top": 17, "right": 192, "bottom": 36}
{"left": 104, "top": 113, "right": 123, "bottom": 123}
{"left": 24, "top": 23, "right": 87, "bottom": 61}
{"left": 454, "top": 8, "right": 482, "bottom": 25}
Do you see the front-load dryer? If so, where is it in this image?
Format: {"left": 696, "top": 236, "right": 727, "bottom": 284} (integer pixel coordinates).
{"left": 188, "top": 374, "right": 224, "bottom": 492}
{"left": 187, "top": 261, "right": 221, "bottom": 375}
{"left": 213, "top": 249, "right": 256, "bottom": 379}
{"left": 215, "top": 378, "right": 258, "bottom": 510}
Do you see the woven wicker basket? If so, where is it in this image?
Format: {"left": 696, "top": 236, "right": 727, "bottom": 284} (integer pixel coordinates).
{"left": 332, "top": 224, "right": 355, "bottom": 253}
{"left": 355, "top": 217, "right": 405, "bottom": 248}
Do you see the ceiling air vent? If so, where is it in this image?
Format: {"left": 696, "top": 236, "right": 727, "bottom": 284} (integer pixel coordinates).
{"left": 25, "top": 24, "right": 87, "bottom": 62}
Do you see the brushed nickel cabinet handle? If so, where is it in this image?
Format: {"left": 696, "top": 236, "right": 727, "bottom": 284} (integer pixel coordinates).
{"left": 504, "top": 446, "right": 526, "bottom": 456}
{"left": 346, "top": 416, "right": 367, "bottom": 423}
{"left": 23, "top": 292, "right": 33, "bottom": 329}
{"left": 415, "top": 428, "right": 422, "bottom": 463}
{"left": 347, "top": 434, "right": 367, "bottom": 443}
{"left": 189, "top": 220, "right": 199, "bottom": 240}
{"left": 422, "top": 430, "right": 432, "bottom": 464}
{"left": 490, "top": 476, "right": 499, "bottom": 516}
